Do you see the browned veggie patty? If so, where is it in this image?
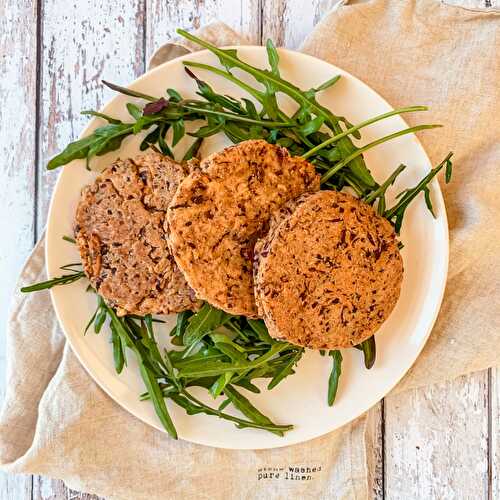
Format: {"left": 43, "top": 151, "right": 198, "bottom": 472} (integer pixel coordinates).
{"left": 166, "top": 139, "right": 320, "bottom": 317}
{"left": 254, "top": 190, "right": 403, "bottom": 349}
{"left": 75, "top": 152, "right": 200, "bottom": 316}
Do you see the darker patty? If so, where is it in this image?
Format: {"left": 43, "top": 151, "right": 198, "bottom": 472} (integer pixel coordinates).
{"left": 75, "top": 152, "right": 200, "bottom": 316}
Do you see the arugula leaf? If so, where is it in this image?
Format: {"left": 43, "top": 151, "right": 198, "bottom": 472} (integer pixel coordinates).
{"left": 102, "top": 80, "right": 156, "bottom": 101}
{"left": 312, "top": 74, "right": 341, "bottom": 93}
{"left": 172, "top": 119, "right": 185, "bottom": 147}
{"left": 140, "top": 125, "right": 161, "bottom": 151}
{"left": 209, "top": 372, "right": 234, "bottom": 398}
{"left": 126, "top": 103, "right": 142, "bottom": 120}
{"left": 110, "top": 321, "right": 126, "bottom": 373}
{"left": 20, "top": 270, "right": 85, "bottom": 292}
{"left": 178, "top": 343, "right": 289, "bottom": 378}
{"left": 267, "top": 349, "right": 303, "bottom": 390}
{"left": 183, "top": 303, "right": 230, "bottom": 347}
{"left": 242, "top": 98, "right": 258, "bottom": 119}
{"left": 246, "top": 319, "right": 274, "bottom": 344}
{"left": 47, "top": 135, "right": 105, "bottom": 170}
{"left": 143, "top": 97, "right": 169, "bottom": 115}
{"left": 224, "top": 385, "right": 285, "bottom": 436}
{"left": 175, "top": 310, "right": 193, "bottom": 339}
{"left": 320, "top": 124, "right": 441, "bottom": 184}
{"left": 266, "top": 39, "right": 280, "bottom": 77}
{"left": 81, "top": 110, "right": 122, "bottom": 124}
{"left": 93, "top": 296, "right": 107, "bottom": 333}
{"left": 181, "top": 137, "right": 202, "bottom": 161}
{"left": 177, "top": 29, "right": 375, "bottom": 186}
{"left": 167, "top": 88, "right": 182, "bottom": 102}
{"left": 158, "top": 122, "right": 173, "bottom": 157}
{"left": 299, "top": 116, "right": 325, "bottom": 136}
{"left": 107, "top": 308, "right": 178, "bottom": 439}
{"left": 384, "top": 152, "right": 453, "bottom": 233}
{"left": 189, "top": 122, "right": 224, "bottom": 138}
{"left": 233, "top": 379, "right": 261, "bottom": 394}
{"left": 359, "top": 336, "right": 376, "bottom": 369}
{"left": 327, "top": 350, "right": 343, "bottom": 406}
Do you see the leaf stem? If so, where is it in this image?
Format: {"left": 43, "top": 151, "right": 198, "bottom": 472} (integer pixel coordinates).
{"left": 102, "top": 80, "right": 157, "bottom": 101}
{"left": 384, "top": 152, "right": 453, "bottom": 232}
{"left": 183, "top": 61, "right": 264, "bottom": 102}
{"left": 320, "top": 124, "right": 442, "bottom": 184}
{"left": 180, "top": 389, "right": 293, "bottom": 433}
{"left": 20, "top": 271, "right": 85, "bottom": 292}
{"left": 364, "top": 164, "right": 406, "bottom": 204}
{"left": 181, "top": 105, "right": 292, "bottom": 127}
{"left": 302, "top": 106, "right": 428, "bottom": 159}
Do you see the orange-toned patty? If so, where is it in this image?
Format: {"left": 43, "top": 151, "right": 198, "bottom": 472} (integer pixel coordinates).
{"left": 254, "top": 190, "right": 403, "bottom": 349}
{"left": 167, "top": 140, "right": 320, "bottom": 317}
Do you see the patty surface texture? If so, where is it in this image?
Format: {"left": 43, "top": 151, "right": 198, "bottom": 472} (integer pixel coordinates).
{"left": 75, "top": 152, "right": 200, "bottom": 316}
{"left": 167, "top": 140, "right": 320, "bottom": 316}
{"left": 254, "top": 190, "right": 404, "bottom": 349}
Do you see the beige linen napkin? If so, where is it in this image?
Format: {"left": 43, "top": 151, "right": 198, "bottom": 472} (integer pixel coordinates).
{"left": 1, "top": 1, "right": 498, "bottom": 499}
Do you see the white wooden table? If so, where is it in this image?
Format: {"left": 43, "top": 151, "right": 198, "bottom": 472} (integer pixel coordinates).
{"left": 1, "top": 1, "right": 498, "bottom": 498}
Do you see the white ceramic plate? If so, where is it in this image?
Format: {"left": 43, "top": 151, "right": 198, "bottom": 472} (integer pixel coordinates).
{"left": 46, "top": 46, "right": 448, "bottom": 450}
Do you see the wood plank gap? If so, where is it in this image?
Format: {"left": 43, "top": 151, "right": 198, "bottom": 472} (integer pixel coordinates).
{"left": 32, "top": 1, "right": 44, "bottom": 494}
{"left": 381, "top": 398, "right": 386, "bottom": 500}
{"left": 258, "top": 0, "right": 264, "bottom": 44}
{"left": 33, "top": 0, "right": 44, "bottom": 244}
{"left": 142, "top": 0, "right": 147, "bottom": 73}
{"left": 488, "top": 367, "right": 493, "bottom": 500}
{"left": 31, "top": 0, "right": 43, "bottom": 491}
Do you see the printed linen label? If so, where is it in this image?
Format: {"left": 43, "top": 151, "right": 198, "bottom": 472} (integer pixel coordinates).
{"left": 257, "top": 465, "right": 322, "bottom": 481}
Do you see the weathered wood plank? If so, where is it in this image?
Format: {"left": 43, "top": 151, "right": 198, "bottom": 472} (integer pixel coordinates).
{"left": 0, "top": 0, "right": 38, "bottom": 496}
{"left": 0, "top": 0, "right": 37, "bottom": 383}
{"left": 33, "top": 476, "right": 102, "bottom": 500}
{"left": 261, "top": 0, "right": 335, "bottom": 49}
{"left": 145, "top": 0, "right": 261, "bottom": 62}
{"left": 385, "top": 371, "right": 490, "bottom": 499}
{"left": 36, "top": 0, "right": 146, "bottom": 235}
{"left": 445, "top": 0, "right": 500, "bottom": 9}
{"left": 33, "top": 0, "right": 146, "bottom": 497}
{"left": 492, "top": 368, "right": 499, "bottom": 499}
{"left": 365, "top": 402, "right": 384, "bottom": 500}
{"left": 0, "top": 474, "right": 31, "bottom": 500}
